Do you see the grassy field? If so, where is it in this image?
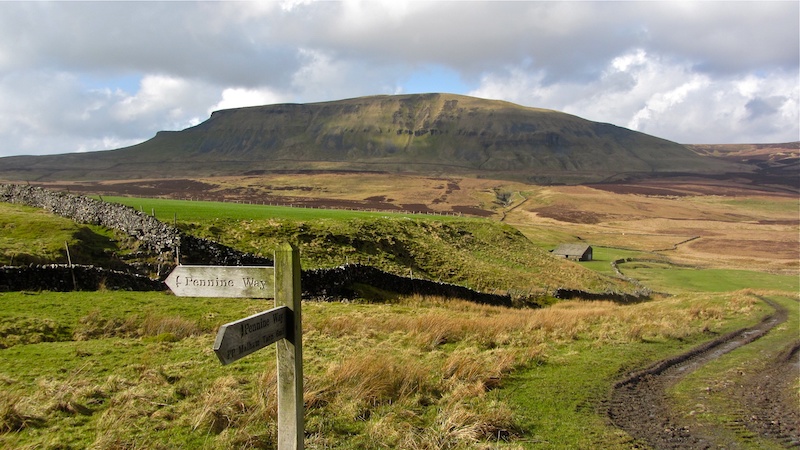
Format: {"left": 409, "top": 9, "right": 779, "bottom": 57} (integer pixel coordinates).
{"left": 0, "top": 288, "right": 777, "bottom": 449}
{"left": 75, "top": 197, "right": 630, "bottom": 296}
{"left": 96, "top": 195, "right": 452, "bottom": 223}
{"left": 619, "top": 262, "right": 799, "bottom": 293}
{"left": 0, "top": 203, "right": 128, "bottom": 267}
{"left": 1, "top": 185, "right": 797, "bottom": 448}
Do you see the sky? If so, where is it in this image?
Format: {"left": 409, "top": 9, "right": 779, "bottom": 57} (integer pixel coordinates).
{"left": 0, "top": 1, "right": 797, "bottom": 158}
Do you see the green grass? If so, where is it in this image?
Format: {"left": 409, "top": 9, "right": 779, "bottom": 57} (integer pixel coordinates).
{"left": 579, "top": 247, "right": 656, "bottom": 276}
{"left": 620, "top": 262, "right": 799, "bottom": 293}
{"left": 178, "top": 215, "right": 629, "bottom": 295}
{"left": 89, "top": 196, "right": 627, "bottom": 295}
{"left": 0, "top": 290, "right": 774, "bottom": 449}
{"left": 0, "top": 291, "right": 271, "bottom": 449}
{"left": 0, "top": 203, "right": 127, "bottom": 267}
{"left": 668, "top": 294, "right": 799, "bottom": 449}
{"left": 96, "top": 195, "right": 455, "bottom": 223}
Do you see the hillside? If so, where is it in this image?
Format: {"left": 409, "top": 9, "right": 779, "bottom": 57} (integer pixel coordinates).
{"left": 178, "top": 215, "right": 631, "bottom": 296}
{"left": 0, "top": 198, "right": 633, "bottom": 298}
{"left": 0, "top": 93, "right": 741, "bottom": 184}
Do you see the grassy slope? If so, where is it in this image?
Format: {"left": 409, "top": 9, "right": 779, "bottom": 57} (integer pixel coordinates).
{"left": 0, "top": 290, "right": 778, "bottom": 449}
{"left": 0, "top": 203, "right": 132, "bottom": 268}
{"left": 102, "top": 196, "right": 630, "bottom": 295}
{"left": 0, "top": 94, "right": 733, "bottom": 183}
{"left": 1, "top": 197, "right": 796, "bottom": 448}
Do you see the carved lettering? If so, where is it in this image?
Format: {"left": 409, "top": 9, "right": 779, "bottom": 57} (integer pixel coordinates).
{"left": 237, "top": 339, "right": 260, "bottom": 355}
{"left": 175, "top": 275, "right": 235, "bottom": 288}
{"left": 241, "top": 315, "right": 271, "bottom": 337}
{"left": 242, "top": 277, "right": 270, "bottom": 290}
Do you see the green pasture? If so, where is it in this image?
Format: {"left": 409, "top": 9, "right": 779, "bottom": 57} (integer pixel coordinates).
{"left": 578, "top": 247, "right": 656, "bottom": 276}
{"left": 0, "top": 288, "right": 778, "bottom": 449}
{"left": 0, "top": 203, "right": 124, "bottom": 267}
{"left": 96, "top": 195, "right": 460, "bottom": 223}
{"left": 619, "top": 261, "right": 799, "bottom": 293}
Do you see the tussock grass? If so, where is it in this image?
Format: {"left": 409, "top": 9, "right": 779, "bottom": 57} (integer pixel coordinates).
{"left": 72, "top": 311, "right": 202, "bottom": 342}
{"left": 140, "top": 315, "right": 202, "bottom": 341}
{"left": 326, "top": 350, "right": 431, "bottom": 407}
{"left": 0, "top": 393, "right": 42, "bottom": 433}
{"left": 0, "top": 317, "right": 70, "bottom": 349}
{"left": 0, "top": 289, "right": 777, "bottom": 448}
{"left": 73, "top": 310, "right": 140, "bottom": 340}
{"left": 193, "top": 376, "right": 249, "bottom": 433}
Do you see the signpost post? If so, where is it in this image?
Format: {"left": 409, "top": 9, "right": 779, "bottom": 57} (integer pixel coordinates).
{"left": 274, "top": 243, "right": 304, "bottom": 450}
{"left": 165, "top": 243, "right": 303, "bottom": 449}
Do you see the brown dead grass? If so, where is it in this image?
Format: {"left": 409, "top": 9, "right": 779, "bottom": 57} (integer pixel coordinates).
{"left": 34, "top": 172, "right": 796, "bottom": 275}
{"left": 0, "top": 393, "right": 41, "bottom": 433}
{"left": 506, "top": 185, "right": 798, "bottom": 274}
{"left": 299, "top": 291, "right": 759, "bottom": 447}
{"left": 72, "top": 311, "right": 202, "bottom": 342}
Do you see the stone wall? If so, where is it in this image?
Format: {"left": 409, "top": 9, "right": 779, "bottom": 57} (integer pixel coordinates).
{"left": 0, "top": 264, "right": 165, "bottom": 292}
{"left": 2, "top": 183, "right": 624, "bottom": 305}
{"left": 0, "top": 262, "right": 515, "bottom": 306}
{"left": 0, "top": 183, "right": 270, "bottom": 268}
{"left": 302, "top": 264, "right": 513, "bottom": 306}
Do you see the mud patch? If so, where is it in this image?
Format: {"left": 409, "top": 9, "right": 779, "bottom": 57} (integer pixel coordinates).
{"left": 689, "top": 238, "right": 799, "bottom": 260}
{"left": 533, "top": 205, "right": 604, "bottom": 224}
{"left": 608, "top": 298, "right": 797, "bottom": 449}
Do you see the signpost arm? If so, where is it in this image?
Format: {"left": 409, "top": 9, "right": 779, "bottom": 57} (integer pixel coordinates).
{"left": 274, "top": 243, "right": 304, "bottom": 449}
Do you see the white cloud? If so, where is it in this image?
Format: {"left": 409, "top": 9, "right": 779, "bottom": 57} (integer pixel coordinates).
{"left": 471, "top": 48, "right": 799, "bottom": 144}
{"left": 0, "top": 1, "right": 797, "bottom": 157}
{"left": 113, "top": 76, "right": 193, "bottom": 122}
{"left": 211, "top": 87, "right": 288, "bottom": 113}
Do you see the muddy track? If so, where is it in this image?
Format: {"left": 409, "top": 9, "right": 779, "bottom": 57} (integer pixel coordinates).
{"left": 608, "top": 297, "right": 798, "bottom": 449}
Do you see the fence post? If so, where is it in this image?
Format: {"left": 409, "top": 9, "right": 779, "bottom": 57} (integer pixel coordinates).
{"left": 274, "top": 243, "right": 304, "bottom": 449}
{"left": 65, "top": 241, "right": 77, "bottom": 291}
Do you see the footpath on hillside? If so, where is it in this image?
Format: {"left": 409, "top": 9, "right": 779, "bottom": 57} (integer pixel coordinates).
{"left": 608, "top": 296, "right": 799, "bottom": 449}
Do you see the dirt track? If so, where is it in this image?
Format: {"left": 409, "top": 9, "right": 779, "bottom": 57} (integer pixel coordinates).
{"left": 608, "top": 297, "right": 799, "bottom": 449}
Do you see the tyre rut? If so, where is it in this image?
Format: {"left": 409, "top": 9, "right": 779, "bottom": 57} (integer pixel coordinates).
{"left": 607, "top": 297, "right": 792, "bottom": 449}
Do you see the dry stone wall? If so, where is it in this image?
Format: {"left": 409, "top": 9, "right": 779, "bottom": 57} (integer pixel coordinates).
{"left": 0, "top": 264, "right": 164, "bottom": 292}
{"left": 0, "top": 183, "right": 551, "bottom": 305}
{"left": 302, "top": 264, "right": 513, "bottom": 306}
{"left": 0, "top": 183, "right": 270, "bottom": 268}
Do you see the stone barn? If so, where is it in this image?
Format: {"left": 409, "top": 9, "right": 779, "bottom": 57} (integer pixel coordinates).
{"left": 551, "top": 244, "right": 593, "bottom": 261}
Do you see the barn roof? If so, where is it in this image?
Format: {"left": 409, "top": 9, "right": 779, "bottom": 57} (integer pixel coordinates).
{"left": 552, "top": 243, "right": 592, "bottom": 257}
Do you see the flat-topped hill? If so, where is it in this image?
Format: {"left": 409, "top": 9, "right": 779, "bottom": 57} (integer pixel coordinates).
{"left": 0, "top": 93, "right": 741, "bottom": 184}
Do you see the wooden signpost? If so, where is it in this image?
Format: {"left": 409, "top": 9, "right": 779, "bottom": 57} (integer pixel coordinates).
{"left": 212, "top": 305, "right": 289, "bottom": 365}
{"left": 165, "top": 265, "right": 275, "bottom": 298}
{"left": 166, "top": 243, "right": 304, "bottom": 450}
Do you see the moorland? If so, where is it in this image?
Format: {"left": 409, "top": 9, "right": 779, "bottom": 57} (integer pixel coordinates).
{"left": 0, "top": 94, "right": 797, "bottom": 449}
